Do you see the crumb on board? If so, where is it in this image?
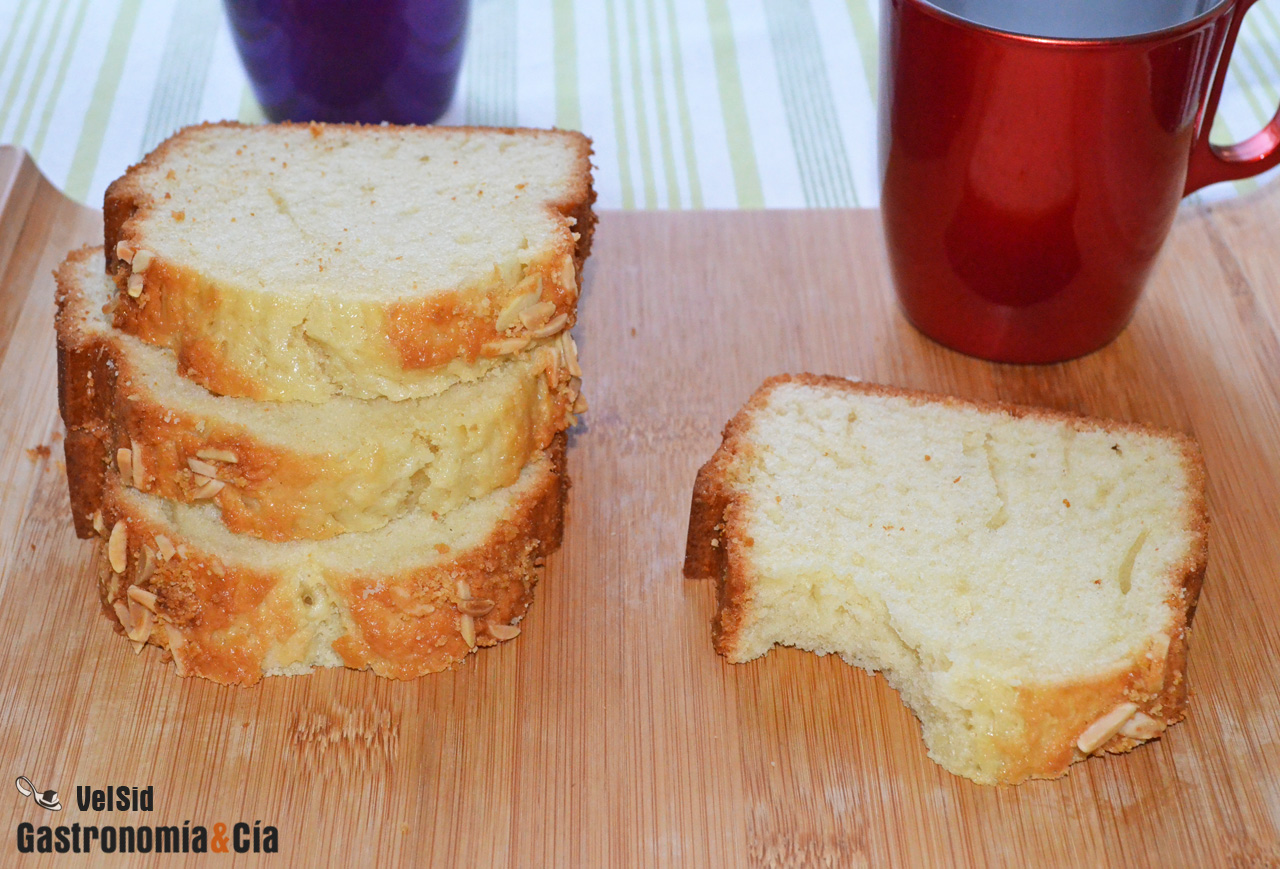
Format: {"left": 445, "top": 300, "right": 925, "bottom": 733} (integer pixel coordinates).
{"left": 26, "top": 444, "right": 51, "bottom": 462}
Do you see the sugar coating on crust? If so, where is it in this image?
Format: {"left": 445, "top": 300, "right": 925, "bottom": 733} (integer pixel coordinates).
{"left": 685, "top": 374, "right": 1208, "bottom": 785}
{"left": 103, "top": 122, "right": 597, "bottom": 402}
{"left": 94, "top": 440, "right": 567, "bottom": 685}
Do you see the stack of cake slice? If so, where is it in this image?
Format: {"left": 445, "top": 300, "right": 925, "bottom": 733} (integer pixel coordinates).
{"left": 57, "top": 122, "right": 595, "bottom": 685}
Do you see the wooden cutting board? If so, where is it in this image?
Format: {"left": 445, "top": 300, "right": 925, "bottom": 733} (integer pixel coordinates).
{"left": 0, "top": 143, "right": 1277, "bottom": 868}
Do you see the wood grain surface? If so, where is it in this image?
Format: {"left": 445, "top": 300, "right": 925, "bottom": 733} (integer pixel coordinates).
{"left": 0, "top": 144, "right": 1277, "bottom": 867}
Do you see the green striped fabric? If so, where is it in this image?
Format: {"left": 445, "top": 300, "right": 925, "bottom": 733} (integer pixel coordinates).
{"left": 0, "top": 0, "right": 1278, "bottom": 208}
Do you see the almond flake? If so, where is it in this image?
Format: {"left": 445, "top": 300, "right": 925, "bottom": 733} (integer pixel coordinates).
{"left": 130, "top": 249, "right": 153, "bottom": 272}
{"left": 559, "top": 254, "right": 577, "bottom": 293}
{"left": 117, "top": 447, "right": 134, "bottom": 487}
{"left": 561, "top": 333, "right": 582, "bottom": 377}
{"left": 537, "top": 345, "right": 561, "bottom": 387}
{"left": 460, "top": 598, "right": 495, "bottom": 617}
{"left": 127, "top": 273, "right": 144, "bottom": 298}
{"left": 130, "top": 440, "right": 145, "bottom": 488}
{"left": 488, "top": 623, "right": 521, "bottom": 641}
{"left": 126, "top": 600, "right": 153, "bottom": 643}
{"left": 167, "top": 628, "right": 187, "bottom": 676}
{"left": 495, "top": 290, "right": 542, "bottom": 332}
{"left": 484, "top": 336, "right": 530, "bottom": 356}
{"left": 127, "top": 585, "right": 159, "bottom": 613}
{"left": 108, "top": 521, "right": 128, "bottom": 573}
{"left": 1077, "top": 702, "right": 1139, "bottom": 754}
{"left": 136, "top": 547, "right": 156, "bottom": 584}
{"left": 113, "top": 599, "right": 135, "bottom": 633}
{"left": 519, "top": 301, "right": 557, "bottom": 330}
{"left": 155, "top": 534, "right": 176, "bottom": 562}
{"left": 1120, "top": 711, "right": 1166, "bottom": 741}
{"left": 460, "top": 614, "right": 476, "bottom": 649}
{"left": 187, "top": 457, "right": 220, "bottom": 479}
{"left": 527, "top": 313, "right": 569, "bottom": 340}
{"left": 190, "top": 478, "right": 225, "bottom": 500}
{"left": 195, "top": 448, "right": 239, "bottom": 464}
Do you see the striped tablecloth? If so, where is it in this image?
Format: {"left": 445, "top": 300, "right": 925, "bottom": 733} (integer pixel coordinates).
{"left": 2, "top": 0, "right": 1279, "bottom": 209}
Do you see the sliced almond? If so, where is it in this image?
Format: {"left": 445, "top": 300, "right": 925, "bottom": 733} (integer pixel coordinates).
{"left": 135, "top": 547, "right": 156, "bottom": 585}
{"left": 113, "top": 599, "right": 135, "bottom": 633}
{"left": 560, "top": 332, "right": 582, "bottom": 378}
{"left": 495, "top": 289, "right": 542, "bottom": 332}
{"left": 108, "top": 520, "right": 128, "bottom": 573}
{"left": 535, "top": 345, "right": 560, "bottom": 388}
{"left": 573, "top": 393, "right": 589, "bottom": 414}
{"left": 127, "top": 584, "right": 159, "bottom": 613}
{"left": 115, "top": 240, "right": 136, "bottom": 264}
{"left": 488, "top": 623, "right": 521, "bottom": 641}
{"left": 130, "top": 439, "right": 145, "bottom": 489}
{"left": 190, "top": 478, "right": 225, "bottom": 500}
{"left": 117, "top": 447, "right": 133, "bottom": 487}
{"left": 519, "top": 301, "right": 557, "bottom": 330}
{"left": 1077, "top": 702, "right": 1139, "bottom": 754}
{"left": 130, "top": 249, "right": 154, "bottom": 273}
{"left": 167, "top": 628, "right": 187, "bottom": 676}
{"left": 559, "top": 253, "right": 577, "bottom": 293}
{"left": 126, "top": 600, "right": 153, "bottom": 644}
{"left": 154, "top": 534, "right": 176, "bottom": 562}
{"left": 460, "top": 614, "right": 476, "bottom": 649}
{"left": 127, "top": 273, "right": 145, "bottom": 298}
{"left": 456, "top": 580, "right": 472, "bottom": 601}
{"left": 484, "top": 335, "right": 530, "bottom": 356}
{"left": 527, "top": 312, "right": 569, "bottom": 340}
{"left": 187, "top": 457, "right": 220, "bottom": 479}
{"left": 460, "top": 598, "right": 495, "bottom": 617}
{"left": 1120, "top": 711, "right": 1166, "bottom": 741}
{"left": 195, "top": 448, "right": 238, "bottom": 464}
{"left": 91, "top": 510, "right": 106, "bottom": 538}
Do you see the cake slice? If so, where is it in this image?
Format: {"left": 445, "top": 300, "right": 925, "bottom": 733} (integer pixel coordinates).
{"left": 91, "top": 439, "right": 566, "bottom": 685}
{"left": 684, "top": 375, "right": 1208, "bottom": 785}
{"left": 104, "top": 122, "right": 596, "bottom": 402}
{"left": 58, "top": 246, "right": 583, "bottom": 542}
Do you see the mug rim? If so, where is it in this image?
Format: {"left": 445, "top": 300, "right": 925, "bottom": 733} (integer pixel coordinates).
{"left": 909, "top": 0, "right": 1232, "bottom": 46}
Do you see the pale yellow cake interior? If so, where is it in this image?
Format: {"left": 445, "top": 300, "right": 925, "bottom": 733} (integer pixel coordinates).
{"left": 69, "top": 252, "right": 569, "bottom": 537}
{"left": 111, "top": 451, "right": 554, "bottom": 677}
{"left": 723, "top": 382, "right": 1197, "bottom": 782}
{"left": 130, "top": 125, "right": 581, "bottom": 302}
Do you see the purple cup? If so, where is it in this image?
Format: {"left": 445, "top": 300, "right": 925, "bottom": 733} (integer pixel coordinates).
{"left": 223, "top": 0, "right": 468, "bottom": 124}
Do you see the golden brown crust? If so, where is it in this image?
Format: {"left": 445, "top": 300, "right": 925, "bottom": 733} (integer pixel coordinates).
{"left": 103, "top": 122, "right": 596, "bottom": 400}
{"left": 93, "top": 437, "right": 568, "bottom": 686}
{"left": 334, "top": 439, "right": 567, "bottom": 679}
{"left": 56, "top": 247, "right": 576, "bottom": 542}
{"left": 56, "top": 246, "right": 116, "bottom": 538}
{"left": 684, "top": 373, "right": 1210, "bottom": 784}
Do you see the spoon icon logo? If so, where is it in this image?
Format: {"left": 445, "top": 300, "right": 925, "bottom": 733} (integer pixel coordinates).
{"left": 15, "top": 776, "right": 61, "bottom": 811}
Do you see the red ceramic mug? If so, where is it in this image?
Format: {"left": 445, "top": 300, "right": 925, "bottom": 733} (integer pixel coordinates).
{"left": 879, "top": 0, "right": 1280, "bottom": 363}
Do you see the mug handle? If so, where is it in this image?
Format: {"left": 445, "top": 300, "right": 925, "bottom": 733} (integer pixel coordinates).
{"left": 1184, "top": 0, "right": 1280, "bottom": 194}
